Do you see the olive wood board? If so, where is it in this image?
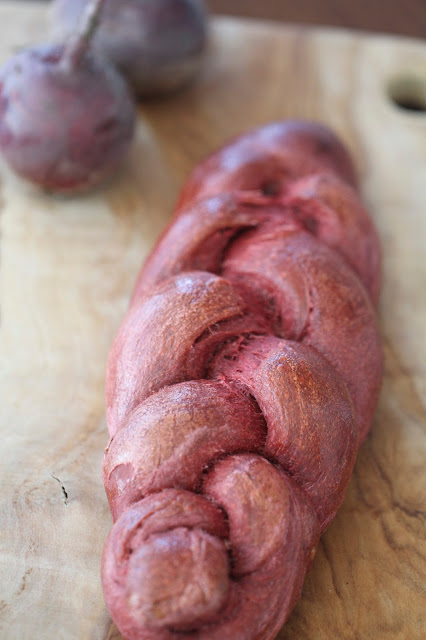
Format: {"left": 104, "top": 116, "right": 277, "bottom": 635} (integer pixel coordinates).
{"left": 0, "top": 2, "right": 425, "bottom": 639}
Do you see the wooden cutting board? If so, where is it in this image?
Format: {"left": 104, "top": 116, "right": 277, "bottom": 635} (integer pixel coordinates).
{"left": 0, "top": 3, "right": 425, "bottom": 639}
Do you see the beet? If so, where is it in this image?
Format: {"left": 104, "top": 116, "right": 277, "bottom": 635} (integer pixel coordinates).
{"left": 52, "top": 0, "right": 208, "bottom": 97}
{"left": 0, "top": 0, "right": 136, "bottom": 193}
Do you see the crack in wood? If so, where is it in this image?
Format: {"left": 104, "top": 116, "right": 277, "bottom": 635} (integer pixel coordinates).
{"left": 50, "top": 473, "right": 69, "bottom": 505}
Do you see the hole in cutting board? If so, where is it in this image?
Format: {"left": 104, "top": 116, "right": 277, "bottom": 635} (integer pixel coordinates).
{"left": 388, "top": 75, "right": 426, "bottom": 113}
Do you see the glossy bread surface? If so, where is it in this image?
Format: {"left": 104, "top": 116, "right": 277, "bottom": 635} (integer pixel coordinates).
{"left": 102, "top": 121, "right": 383, "bottom": 639}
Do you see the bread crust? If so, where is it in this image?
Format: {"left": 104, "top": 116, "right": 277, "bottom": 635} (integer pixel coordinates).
{"left": 102, "top": 121, "right": 383, "bottom": 640}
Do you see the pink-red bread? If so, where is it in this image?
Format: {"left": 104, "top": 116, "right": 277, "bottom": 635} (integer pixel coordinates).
{"left": 101, "top": 121, "right": 383, "bottom": 640}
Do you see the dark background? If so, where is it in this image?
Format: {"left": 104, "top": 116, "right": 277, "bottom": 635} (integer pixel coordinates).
{"left": 20, "top": 0, "right": 426, "bottom": 39}
{"left": 207, "top": 0, "right": 425, "bottom": 38}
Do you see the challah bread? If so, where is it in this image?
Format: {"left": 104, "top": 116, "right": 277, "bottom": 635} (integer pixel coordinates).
{"left": 102, "top": 121, "right": 383, "bottom": 640}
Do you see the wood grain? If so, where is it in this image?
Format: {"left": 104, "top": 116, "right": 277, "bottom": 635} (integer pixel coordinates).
{"left": 0, "top": 3, "right": 425, "bottom": 639}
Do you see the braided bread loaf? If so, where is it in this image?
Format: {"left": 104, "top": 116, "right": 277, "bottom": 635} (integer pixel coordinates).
{"left": 101, "top": 121, "right": 383, "bottom": 640}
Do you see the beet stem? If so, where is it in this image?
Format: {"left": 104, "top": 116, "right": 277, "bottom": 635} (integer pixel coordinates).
{"left": 60, "top": 0, "right": 106, "bottom": 71}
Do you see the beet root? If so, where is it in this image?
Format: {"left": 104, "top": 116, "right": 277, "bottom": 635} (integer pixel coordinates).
{"left": 52, "top": 0, "right": 208, "bottom": 97}
{"left": 0, "top": 43, "right": 135, "bottom": 193}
